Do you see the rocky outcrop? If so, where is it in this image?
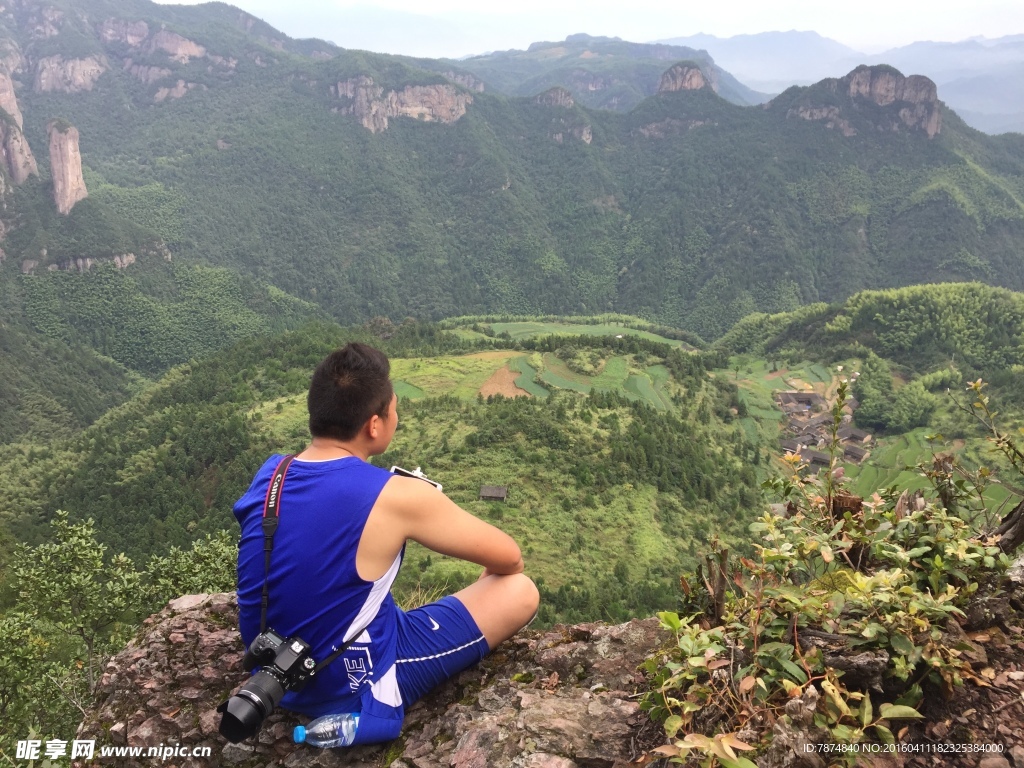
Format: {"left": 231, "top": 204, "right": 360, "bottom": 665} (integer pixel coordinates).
{"left": 34, "top": 55, "right": 107, "bottom": 92}
{"left": 788, "top": 105, "right": 856, "bottom": 137}
{"left": 123, "top": 60, "right": 171, "bottom": 85}
{"left": 75, "top": 594, "right": 666, "bottom": 767}
{"left": 536, "top": 87, "right": 574, "bottom": 108}
{"left": 2, "top": 121, "right": 38, "bottom": 183}
{"left": 29, "top": 5, "right": 63, "bottom": 38}
{"left": 658, "top": 63, "right": 715, "bottom": 94}
{"left": 552, "top": 123, "right": 592, "bottom": 144}
{"left": 0, "top": 71, "right": 38, "bottom": 183}
{"left": 147, "top": 30, "right": 206, "bottom": 63}
{"left": 154, "top": 80, "right": 200, "bottom": 102}
{"left": 566, "top": 70, "right": 611, "bottom": 93}
{"left": 99, "top": 18, "right": 150, "bottom": 47}
{"left": 44, "top": 253, "right": 137, "bottom": 272}
{"left": 48, "top": 121, "right": 87, "bottom": 215}
{"left": 0, "top": 40, "right": 24, "bottom": 77}
{"left": 443, "top": 71, "right": 484, "bottom": 92}
{"left": 782, "top": 65, "right": 941, "bottom": 138}
{"left": 636, "top": 118, "right": 713, "bottom": 138}
{"left": 332, "top": 77, "right": 472, "bottom": 133}
{"left": 0, "top": 69, "right": 25, "bottom": 128}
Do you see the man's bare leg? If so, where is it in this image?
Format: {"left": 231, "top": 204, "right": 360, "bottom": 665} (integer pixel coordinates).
{"left": 452, "top": 573, "right": 540, "bottom": 649}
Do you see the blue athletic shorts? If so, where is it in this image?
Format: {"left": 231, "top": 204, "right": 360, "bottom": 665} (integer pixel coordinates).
{"left": 394, "top": 595, "right": 490, "bottom": 705}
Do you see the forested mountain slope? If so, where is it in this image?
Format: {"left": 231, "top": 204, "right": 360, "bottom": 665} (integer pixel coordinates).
{"left": 0, "top": 0, "right": 1022, "bottom": 364}
{"left": 0, "top": 319, "right": 762, "bottom": 629}
{"left": 448, "top": 33, "right": 769, "bottom": 111}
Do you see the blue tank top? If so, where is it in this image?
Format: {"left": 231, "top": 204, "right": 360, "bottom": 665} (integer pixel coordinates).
{"left": 234, "top": 454, "right": 405, "bottom": 742}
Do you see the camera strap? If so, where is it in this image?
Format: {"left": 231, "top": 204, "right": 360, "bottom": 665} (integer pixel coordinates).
{"left": 259, "top": 454, "right": 362, "bottom": 675}
{"left": 259, "top": 454, "right": 294, "bottom": 634}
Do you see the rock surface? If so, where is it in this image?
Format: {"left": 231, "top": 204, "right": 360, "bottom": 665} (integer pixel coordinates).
{"left": 34, "top": 54, "right": 107, "bottom": 92}
{"left": 147, "top": 30, "right": 206, "bottom": 63}
{"left": 99, "top": 18, "right": 150, "bottom": 47}
{"left": 782, "top": 65, "right": 941, "bottom": 138}
{"left": 75, "top": 594, "right": 668, "bottom": 768}
{"left": 536, "top": 87, "right": 575, "bottom": 108}
{"left": 0, "top": 70, "right": 37, "bottom": 183}
{"left": 0, "top": 69, "right": 26, "bottom": 128}
{"left": 444, "top": 71, "right": 485, "bottom": 92}
{"left": 48, "top": 121, "right": 87, "bottom": 214}
{"left": 332, "top": 77, "right": 472, "bottom": 133}
{"left": 154, "top": 79, "right": 200, "bottom": 103}
{"left": 658, "top": 63, "right": 713, "bottom": 94}
{"left": 123, "top": 59, "right": 172, "bottom": 85}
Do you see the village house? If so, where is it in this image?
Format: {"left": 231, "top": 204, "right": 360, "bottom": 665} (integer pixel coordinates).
{"left": 774, "top": 386, "right": 874, "bottom": 467}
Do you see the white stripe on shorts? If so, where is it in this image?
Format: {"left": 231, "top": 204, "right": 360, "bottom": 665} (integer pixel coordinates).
{"left": 396, "top": 635, "right": 486, "bottom": 664}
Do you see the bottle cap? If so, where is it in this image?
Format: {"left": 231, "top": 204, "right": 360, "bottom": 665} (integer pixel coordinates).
{"left": 293, "top": 725, "right": 306, "bottom": 744}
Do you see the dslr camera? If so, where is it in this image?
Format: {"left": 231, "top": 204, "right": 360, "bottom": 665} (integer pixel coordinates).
{"left": 217, "top": 629, "right": 317, "bottom": 742}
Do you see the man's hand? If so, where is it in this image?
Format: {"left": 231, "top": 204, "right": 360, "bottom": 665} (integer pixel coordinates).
{"left": 477, "top": 556, "right": 525, "bottom": 581}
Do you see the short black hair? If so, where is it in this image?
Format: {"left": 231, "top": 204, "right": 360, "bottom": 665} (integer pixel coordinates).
{"left": 307, "top": 343, "right": 394, "bottom": 441}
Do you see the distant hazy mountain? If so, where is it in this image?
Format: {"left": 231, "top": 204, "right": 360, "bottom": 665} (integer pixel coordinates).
{"left": 656, "top": 31, "right": 1024, "bottom": 134}
{"left": 450, "top": 34, "right": 770, "bottom": 111}
{"left": 863, "top": 39, "right": 1024, "bottom": 133}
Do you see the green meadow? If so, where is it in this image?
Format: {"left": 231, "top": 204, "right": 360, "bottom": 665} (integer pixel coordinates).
{"left": 488, "top": 321, "right": 687, "bottom": 347}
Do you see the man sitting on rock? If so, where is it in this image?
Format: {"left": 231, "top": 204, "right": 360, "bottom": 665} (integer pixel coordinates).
{"left": 234, "top": 341, "right": 539, "bottom": 744}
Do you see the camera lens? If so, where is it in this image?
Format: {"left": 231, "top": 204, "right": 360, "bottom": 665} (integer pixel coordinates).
{"left": 218, "top": 671, "right": 286, "bottom": 743}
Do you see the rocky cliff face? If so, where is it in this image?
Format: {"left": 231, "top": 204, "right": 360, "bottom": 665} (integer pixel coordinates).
{"left": 48, "top": 121, "right": 87, "bottom": 214}
{"left": 0, "top": 70, "right": 37, "bottom": 183}
{"left": 97, "top": 18, "right": 228, "bottom": 100}
{"left": 0, "top": 68, "right": 25, "bottom": 128}
{"left": 536, "top": 87, "right": 575, "bottom": 108}
{"left": 2, "top": 121, "right": 37, "bottom": 183}
{"left": 99, "top": 18, "right": 150, "bottom": 47}
{"left": 782, "top": 65, "right": 941, "bottom": 138}
{"left": 332, "top": 77, "right": 472, "bottom": 133}
{"left": 34, "top": 54, "right": 107, "bottom": 92}
{"left": 154, "top": 80, "right": 201, "bottom": 103}
{"left": 123, "top": 60, "right": 171, "bottom": 85}
{"left": 444, "top": 71, "right": 484, "bottom": 92}
{"left": 658, "top": 63, "right": 717, "bottom": 94}
{"left": 147, "top": 30, "right": 206, "bottom": 63}
{"left": 75, "top": 594, "right": 667, "bottom": 768}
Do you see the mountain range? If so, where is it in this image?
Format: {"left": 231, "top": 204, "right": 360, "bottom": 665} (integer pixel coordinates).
{"left": 0, "top": 0, "right": 1022, "bottom": 413}
{"left": 658, "top": 30, "right": 1024, "bottom": 134}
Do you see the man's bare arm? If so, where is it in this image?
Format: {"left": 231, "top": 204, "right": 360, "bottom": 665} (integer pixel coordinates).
{"left": 381, "top": 476, "right": 523, "bottom": 573}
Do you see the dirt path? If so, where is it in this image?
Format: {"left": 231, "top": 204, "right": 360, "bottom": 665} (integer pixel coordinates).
{"left": 465, "top": 350, "right": 517, "bottom": 360}
{"left": 479, "top": 366, "right": 531, "bottom": 398}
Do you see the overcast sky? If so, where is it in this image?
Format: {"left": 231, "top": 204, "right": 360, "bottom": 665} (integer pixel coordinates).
{"left": 155, "top": 0, "right": 1024, "bottom": 58}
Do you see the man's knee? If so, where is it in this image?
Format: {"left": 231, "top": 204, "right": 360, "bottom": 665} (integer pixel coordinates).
{"left": 508, "top": 572, "right": 540, "bottom": 624}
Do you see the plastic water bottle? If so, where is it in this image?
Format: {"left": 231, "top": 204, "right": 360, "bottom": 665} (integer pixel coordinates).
{"left": 293, "top": 713, "right": 359, "bottom": 747}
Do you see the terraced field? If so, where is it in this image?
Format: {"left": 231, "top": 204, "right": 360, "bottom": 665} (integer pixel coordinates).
{"left": 390, "top": 351, "right": 521, "bottom": 400}
{"left": 509, "top": 356, "right": 550, "bottom": 398}
{"left": 486, "top": 321, "right": 687, "bottom": 347}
